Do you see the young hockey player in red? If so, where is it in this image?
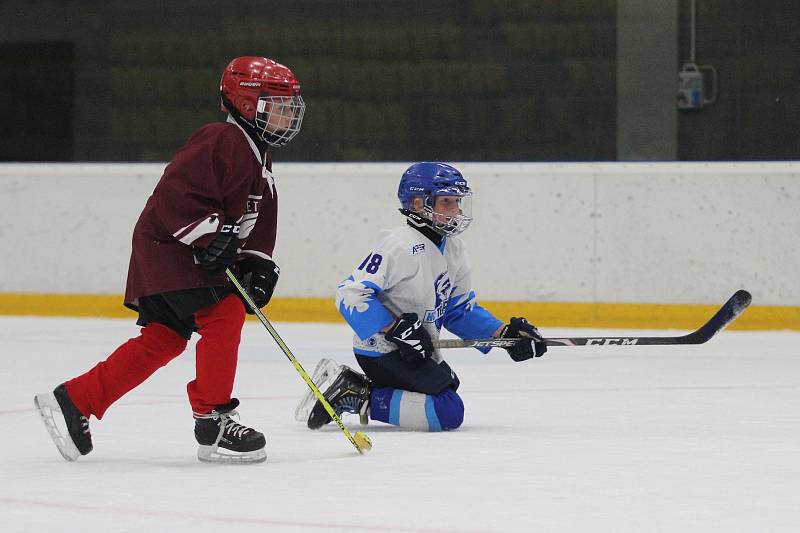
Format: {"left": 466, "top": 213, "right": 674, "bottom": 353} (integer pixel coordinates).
{"left": 34, "top": 56, "right": 305, "bottom": 464}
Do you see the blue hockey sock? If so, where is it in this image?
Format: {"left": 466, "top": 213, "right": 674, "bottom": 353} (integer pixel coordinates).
{"left": 369, "top": 387, "right": 464, "bottom": 431}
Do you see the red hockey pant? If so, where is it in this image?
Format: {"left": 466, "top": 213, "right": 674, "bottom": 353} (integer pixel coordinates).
{"left": 66, "top": 294, "right": 245, "bottom": 419}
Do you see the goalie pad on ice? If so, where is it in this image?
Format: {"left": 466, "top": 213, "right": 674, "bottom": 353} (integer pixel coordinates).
{"left": 294, "top": 358, "right": 342, "bottom": 423}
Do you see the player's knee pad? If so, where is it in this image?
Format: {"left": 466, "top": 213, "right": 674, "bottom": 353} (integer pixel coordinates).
{"left": 432, "top": 388, "right": 464, "bottom": 431}
{"left": 140, "top": 322, "right": 188, "bottom": 364}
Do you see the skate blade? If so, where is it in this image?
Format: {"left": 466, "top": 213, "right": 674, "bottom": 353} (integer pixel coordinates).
{"left": 34, "top": 393, "right": 81, "bottom": 462}
{"left": 294, "top": 358, "right": 342, "bottom": 422}
{"left": 197, "top": 444, "right": 266, "bottom": 464}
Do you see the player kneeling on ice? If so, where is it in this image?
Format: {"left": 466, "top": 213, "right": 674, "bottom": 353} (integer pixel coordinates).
{"left": 296, "top": 162, "right": 547, "bottom": 432}
{"left": 34, "top": 56, "right": 305, "bottom": 463}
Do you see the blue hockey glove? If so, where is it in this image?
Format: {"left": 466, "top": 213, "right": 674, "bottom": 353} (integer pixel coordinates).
{"left": 385, "top": 313, "right": 434, "bottom": 363}
{"left": 500, "top": 317, "right": 547, "bottom": 361}
{"left": 237, "top": 256, "right": 280, "bottom": 312}
{"left": 193, "top": 219, "right": 240, "bottom": 274}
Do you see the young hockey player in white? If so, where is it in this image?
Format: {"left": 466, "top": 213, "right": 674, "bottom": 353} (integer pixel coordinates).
{"left": 298, "top": 162, "right": 548, "bottom": 432}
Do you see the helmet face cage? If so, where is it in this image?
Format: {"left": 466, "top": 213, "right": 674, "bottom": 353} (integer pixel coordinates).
{"left": 423, "top": 186, "right": 473, "bottom": 236}
{"left": 255, "top": 95, "right": 305, "bottom": 147}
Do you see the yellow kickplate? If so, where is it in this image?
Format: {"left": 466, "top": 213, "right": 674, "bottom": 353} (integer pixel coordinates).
{"left": 0, "top": 293, "right": 797, "bottom": 331}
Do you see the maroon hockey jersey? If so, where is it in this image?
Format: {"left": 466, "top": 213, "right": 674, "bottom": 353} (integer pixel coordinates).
{"left": 125, "top": 118, "right": 278, "bottom": 308}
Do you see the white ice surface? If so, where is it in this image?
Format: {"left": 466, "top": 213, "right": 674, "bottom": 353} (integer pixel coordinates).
{"left": 1, "top": 317, "right": 799, "bottom": 533}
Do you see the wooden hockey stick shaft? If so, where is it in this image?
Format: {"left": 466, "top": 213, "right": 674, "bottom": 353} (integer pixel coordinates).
{"left": 433, "top": 290, "right": 752, "bottom": 349}
{"left": 225, "top": 269, "right": 370, "bottom": 454}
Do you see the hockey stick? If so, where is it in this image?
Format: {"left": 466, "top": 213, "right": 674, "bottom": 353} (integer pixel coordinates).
{"left": 433, "top": 290, "right": 752, "bottom": 349}
{"left": 224, "top": 269, "right": 371, "bottom": 454}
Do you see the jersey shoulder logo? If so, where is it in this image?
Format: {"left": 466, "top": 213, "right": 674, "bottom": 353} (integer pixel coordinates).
{"left": 411, "top": 243, "right": 426, "bottom": 255}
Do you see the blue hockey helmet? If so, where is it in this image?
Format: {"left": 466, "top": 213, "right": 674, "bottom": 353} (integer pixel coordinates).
{"left": 397, "top": 162, "right": 473, "bottom": 236}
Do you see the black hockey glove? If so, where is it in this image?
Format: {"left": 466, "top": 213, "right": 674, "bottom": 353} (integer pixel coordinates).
{"left": 500, "top": 317, "right": 547, "bottom": 361}
{"left": 193, "top": 219, "right": 240, "bottom": 274}
{"left": 237, "top": 256, "right": 280, "bottom": 312}
{"left": 385, "top": 313, "right": 434, "bottom": 363}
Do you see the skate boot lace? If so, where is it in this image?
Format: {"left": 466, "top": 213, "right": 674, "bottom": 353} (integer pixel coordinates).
{"left": 198, "top": 409, "right": 251, "bottom": 445}
{"left": 220, "top": 416, "right": 251, "bottom": 439}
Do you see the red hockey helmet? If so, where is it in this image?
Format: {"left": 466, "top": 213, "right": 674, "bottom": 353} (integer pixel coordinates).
{"left": 220, "top": 56, "right": 305, "bottom": 147}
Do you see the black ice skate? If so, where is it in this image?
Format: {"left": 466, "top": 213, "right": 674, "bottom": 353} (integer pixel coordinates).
{"left": 307, "top": 366, "right": 371, "bottom": 430}
{"left": 194, "top": 398, "right": 266, "bottom": 464}
{"left": 34, "top": 383, "right": 93, "bottom": 461}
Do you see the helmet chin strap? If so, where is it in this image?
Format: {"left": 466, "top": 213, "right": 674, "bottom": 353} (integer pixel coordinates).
{"left": 399, "top": 208, "right": 428, "bottom": 227}
{"left": 225, "top": 106, "right": 272, "bottom": 153}
{"left": 399, "top": 209, "right": 445, "bottom": 244}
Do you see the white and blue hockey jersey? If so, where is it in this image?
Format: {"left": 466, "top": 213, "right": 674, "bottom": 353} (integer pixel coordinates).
{"left": 336, "top": 224, "right": 503, "bottom": 360}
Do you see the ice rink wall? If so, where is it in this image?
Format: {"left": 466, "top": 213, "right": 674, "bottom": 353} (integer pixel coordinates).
{"left": 1, "top": 162, "right": 798, "bottom": 330}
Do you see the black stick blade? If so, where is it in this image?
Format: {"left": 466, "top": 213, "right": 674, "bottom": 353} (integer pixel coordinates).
{"left": 681, "top": 289, "right": 752, "bottom": 344}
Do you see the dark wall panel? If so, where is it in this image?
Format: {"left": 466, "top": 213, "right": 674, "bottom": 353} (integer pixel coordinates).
{"left": 0, "top": 42, "right": 74, "bottom": 161}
